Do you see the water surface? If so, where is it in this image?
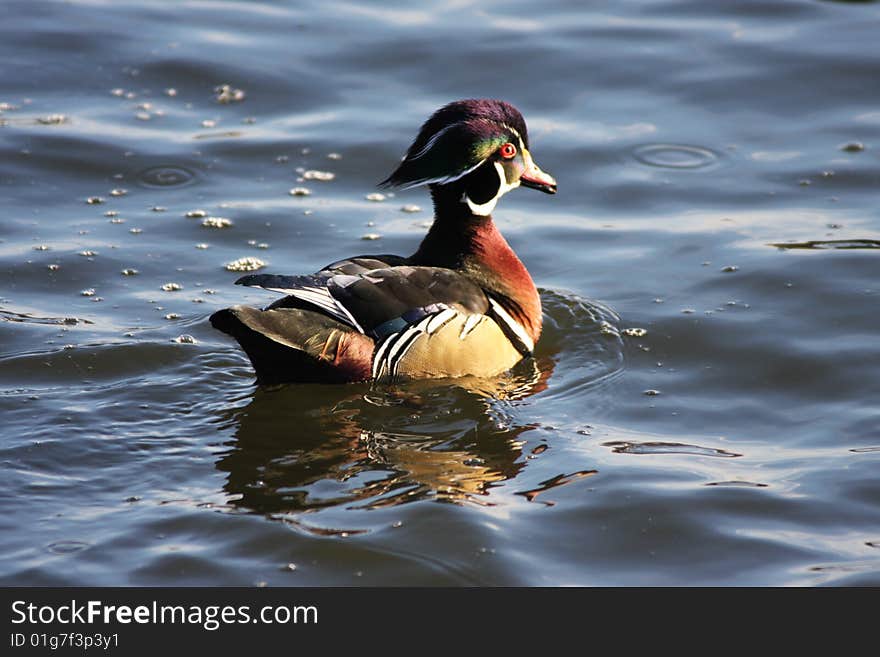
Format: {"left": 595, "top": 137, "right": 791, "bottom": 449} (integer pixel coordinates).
{"left": 2, "top": 0, "right": 879, "bottom": 586}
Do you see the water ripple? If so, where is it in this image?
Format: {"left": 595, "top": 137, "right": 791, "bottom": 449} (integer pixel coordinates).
{"left": 633, "top": 144, "right": 721, "bottom": 169}
{"left": 771, "top": 239, "right": 880, "bottom": 250}
{"left": 2, "top": 0, "right": 880, "bottom": 587}
{"left": 136, "top": 165, "right": 198, "bottom": 188}
{"left": 603, "top": 441, "right": 742, "bottom": 458}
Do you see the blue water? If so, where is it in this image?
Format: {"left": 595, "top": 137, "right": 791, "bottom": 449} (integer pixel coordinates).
{"left": 1, "top": 0, "right": 879, "bottom": 585}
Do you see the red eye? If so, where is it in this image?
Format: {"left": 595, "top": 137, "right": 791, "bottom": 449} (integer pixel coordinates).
{"left": 500, "top": 142, "right": 517, "bottom": 159}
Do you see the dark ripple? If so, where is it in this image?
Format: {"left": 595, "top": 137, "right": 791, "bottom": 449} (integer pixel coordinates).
{"left": 633, "top": 144, "right": 721, "bottom": 170}
{"left": 47, "top": 540, "right": 90, "bottom": 555}
{"left": 771, "top": 239, "right": 880, "bottom": 250}
{"left": 0, "top": 310, "right": 90, "bottom": 325}
{"left": 603, "top": 441, "right": 742, "bottom": 457}
{"left": 516, "top": 470, "right": 598, "bottom": 504}
{"left": 136, "top": 165, "right": 197, "bottom": 188}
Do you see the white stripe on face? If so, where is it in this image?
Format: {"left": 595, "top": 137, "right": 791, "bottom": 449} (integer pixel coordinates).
{"left": 464, "top": 161, "right": 520, "bottom": 216}
{"left": 502, "top": 123, "right": 521, "bottom": 141}
{"left": 397, "top": 157, "right": 488, "bottom": 190}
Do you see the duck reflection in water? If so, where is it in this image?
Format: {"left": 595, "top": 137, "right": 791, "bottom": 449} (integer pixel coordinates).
{"left": 215, "top": 358, "right": 553, "bottom": 527}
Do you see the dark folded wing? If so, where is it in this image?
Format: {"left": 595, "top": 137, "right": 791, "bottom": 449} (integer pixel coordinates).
{"left": 236, "top": 263, "right": 489, "bottom": 340}
{"left": 319, "top": 254, "right": 408, "bottom": 275}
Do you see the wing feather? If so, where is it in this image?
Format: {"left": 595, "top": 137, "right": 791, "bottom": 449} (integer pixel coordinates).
{"left": 238, "top": 263, "right": 490, "bottom": 341}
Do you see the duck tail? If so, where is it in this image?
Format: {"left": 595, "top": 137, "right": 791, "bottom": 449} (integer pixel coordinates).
{"left": 210, "top": 305, "right": 374, "bottom": 384}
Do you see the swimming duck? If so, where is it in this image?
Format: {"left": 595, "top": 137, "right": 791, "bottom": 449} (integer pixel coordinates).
{"left": 210, "top": 99, "right": 557, "bottom": 384}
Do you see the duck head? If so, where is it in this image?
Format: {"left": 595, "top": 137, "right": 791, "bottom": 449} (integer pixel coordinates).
{"left": 380, "top": 99, "right": 556, "bottom": 216}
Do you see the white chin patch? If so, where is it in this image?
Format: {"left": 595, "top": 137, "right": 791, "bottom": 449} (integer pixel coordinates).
{"left": 463, "top": 161, "right": 519, "bottom": 216}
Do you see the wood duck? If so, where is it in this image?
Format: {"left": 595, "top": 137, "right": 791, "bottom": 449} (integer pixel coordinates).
{"left": 211, "top": 99, "right": 557, "bottom": 384}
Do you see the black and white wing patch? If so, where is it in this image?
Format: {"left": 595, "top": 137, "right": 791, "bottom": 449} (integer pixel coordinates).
{"left": 486, "top": 297, "right": 535, "bottom": 355}
{"left": 237, "top": 265, "right": 490, "bottom": 340}
{"left": 236, "top": 265, "right": 531, "bottom": 382}
{"left": 370, "top": 307, "right": 459, "bottom": 380}
{"left": 236, "top": 273, "right": 366, "bottom": 332}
